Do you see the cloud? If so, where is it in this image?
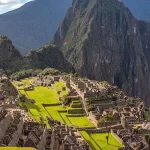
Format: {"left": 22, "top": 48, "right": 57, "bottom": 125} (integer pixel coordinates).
{"left": 10, "top": 3, "right": 23, "bottom": 9}
{"left": 0, "top": 0, "right": 20, "bottom": 4}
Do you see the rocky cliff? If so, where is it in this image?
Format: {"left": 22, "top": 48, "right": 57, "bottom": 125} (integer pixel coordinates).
{"left": 54, "top": 0, "right": 150, "bottom": 104}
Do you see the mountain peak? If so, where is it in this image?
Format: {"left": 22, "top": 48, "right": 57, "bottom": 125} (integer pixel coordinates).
{"left": 54, "top": 0, "right": 150, "bottom": 104}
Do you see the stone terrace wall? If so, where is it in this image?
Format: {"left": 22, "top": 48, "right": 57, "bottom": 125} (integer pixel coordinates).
{"left": 111, "top": 129, "right": 124, "bottom": 145}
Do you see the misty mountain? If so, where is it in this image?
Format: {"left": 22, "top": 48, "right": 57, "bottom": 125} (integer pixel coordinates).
{"left": 0, "top": 0, "right": 72, "bottom": 54}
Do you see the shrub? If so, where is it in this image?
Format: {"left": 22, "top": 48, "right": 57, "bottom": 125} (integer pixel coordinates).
{"left": 18, "top": 94, "right": 27, "bottom": 102}
{"left": 86, "top": 104, "right": 94, "bottom": 112}
{"left": 39, "top": 68, "right": 61, "bottom": 76}
{"left": 11, "top": 69, "right": 34, "bottom": 80}
{"left": 145, "top": 135, "right": 150, "bottom": 145}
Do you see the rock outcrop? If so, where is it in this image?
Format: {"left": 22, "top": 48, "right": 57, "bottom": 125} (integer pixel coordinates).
{"left": 54, "top": 0, "right": 150, "bottom": 104}
{"left": 0, "top": 76, "right": 18, "bottom": 99}
{"left": 0, "top": 36, "right": 23, "bottom": 72}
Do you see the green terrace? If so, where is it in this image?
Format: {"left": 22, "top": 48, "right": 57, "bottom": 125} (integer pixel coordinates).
{"left": 13, "top": 78, "right": 94, "bottom": 128}
{"left": 80, "top": 131, "right": 124, "bottom": 150}
{"left": 13, "top": 78, "right": 124, "bottom": 150}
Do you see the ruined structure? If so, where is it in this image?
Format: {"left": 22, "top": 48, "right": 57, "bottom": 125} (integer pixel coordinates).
{"left": 0, "top": 76, "right": 18, "bottom": 107}
{"left": 47, "top": 117, "right": 90, "bottom": 150}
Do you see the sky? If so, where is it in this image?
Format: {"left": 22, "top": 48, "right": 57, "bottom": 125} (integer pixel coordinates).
{"left": 0, "top": 0, "right": 33, "bottom": 14}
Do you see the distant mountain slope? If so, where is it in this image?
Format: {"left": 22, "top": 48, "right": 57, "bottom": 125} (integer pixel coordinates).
{"left": 54, "top": 0, "right": 150, "bottom": 104}
{"left": 24, "top": 44, "right": 73, "bottom": 72}
{"left": 0, "top": 36, "right": 23, "bottom": 72}
{"left": 0, "top": 36, "right": 73, "bottom": 73}
{"left": 0, "top": 0, "right": 72, "bottom": 54}
{"left": 120, "top": 0, "right": 150, "bottom": 21}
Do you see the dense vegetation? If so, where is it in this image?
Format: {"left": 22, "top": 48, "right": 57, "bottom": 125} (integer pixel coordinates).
{"left": 11, "top": 69, "right": 40, "bottom": 80}
{"left": 11, "top": 68, "right": 63, "bottom": 80}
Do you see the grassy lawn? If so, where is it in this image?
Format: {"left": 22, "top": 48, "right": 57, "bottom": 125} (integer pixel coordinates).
{"left": 68, "top": 116, "right": 94, "bottom": 128}
{"left": 80, "top": 131, "right": 100, "bottom": 150}
{"left": 46, "top": 107, "right": 65, "bottom": 123}
{"left": 14, "top": 79, "right": 69, "bottom": 128}
{"left": 45, "top": 105, "right": 94, "bottom": 128}
{"left": 51, "top": 81, "right": 67, "bottom": 97}
{"left": 90, "top": 133, "right": 123, "bottom": 150}
{"left": 60, "top": 112, "right": 72, "bottom": 126}
{"left": 81, "top": 131, "right": 124, "bottom": 150}
{"left": 20, "top": 86, "right": 60, "bottom": 104}
{"left": 13, "top": 78, "right": 33, "bottom": 89}
{"left": 0, "top": 148, "right": 35, "bottom": 150}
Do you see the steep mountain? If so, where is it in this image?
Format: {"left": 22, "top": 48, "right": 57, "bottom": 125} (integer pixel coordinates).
{"left": 120, "top": 0, "right": 150, "bottom": 22}
{"left": 0, "top": 36, "right": 73, "bottom": 73}
{"left": 54, "top": 0, "right": 150, "bottom": 104}
{"left": 0, "top": 0, "right": 72, "bottom": 54}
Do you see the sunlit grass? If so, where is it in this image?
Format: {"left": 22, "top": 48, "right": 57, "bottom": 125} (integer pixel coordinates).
{"left": 80, "top": 131, "right": 124, "bottom": 150}
{"left": 13, "top": 78, "right": 94, "bottom": 129}
{"left": 68, "top": 116, "right": 94, "bottom": 127}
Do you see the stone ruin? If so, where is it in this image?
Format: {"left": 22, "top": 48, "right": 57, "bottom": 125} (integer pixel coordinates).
{"left": 47, "top": 117, "right": 90, "bottom": 150}
{"left": 0, "top": 107, "right": 48, "bottom": 150}
{"left": 0, "top": 104, "right": 90, "bottom": 150}
{"left": 111, "top": 128, "right": 149, "bottom": 150}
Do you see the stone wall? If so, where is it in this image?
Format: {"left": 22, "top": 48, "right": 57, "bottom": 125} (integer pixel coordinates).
{"left": 37, "top": 128, "right": 47, "bottom": 150}
{"left": 1, "top": 104, "right": 17, "bottom": 109}
{"left": 111, "top": 129, "right": 124, "bottom": 145}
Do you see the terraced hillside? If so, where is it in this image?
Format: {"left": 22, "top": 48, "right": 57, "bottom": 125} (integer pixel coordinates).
{"left": 13, "top": 77, "right": 94, "bottom": 129}
{"left": 13, "top": 74, "right": 147, "bottom": 150}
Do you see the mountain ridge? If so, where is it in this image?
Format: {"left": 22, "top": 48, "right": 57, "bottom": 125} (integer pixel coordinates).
{"left": 54, "top": 0, "right": 150, "bottom": 104}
